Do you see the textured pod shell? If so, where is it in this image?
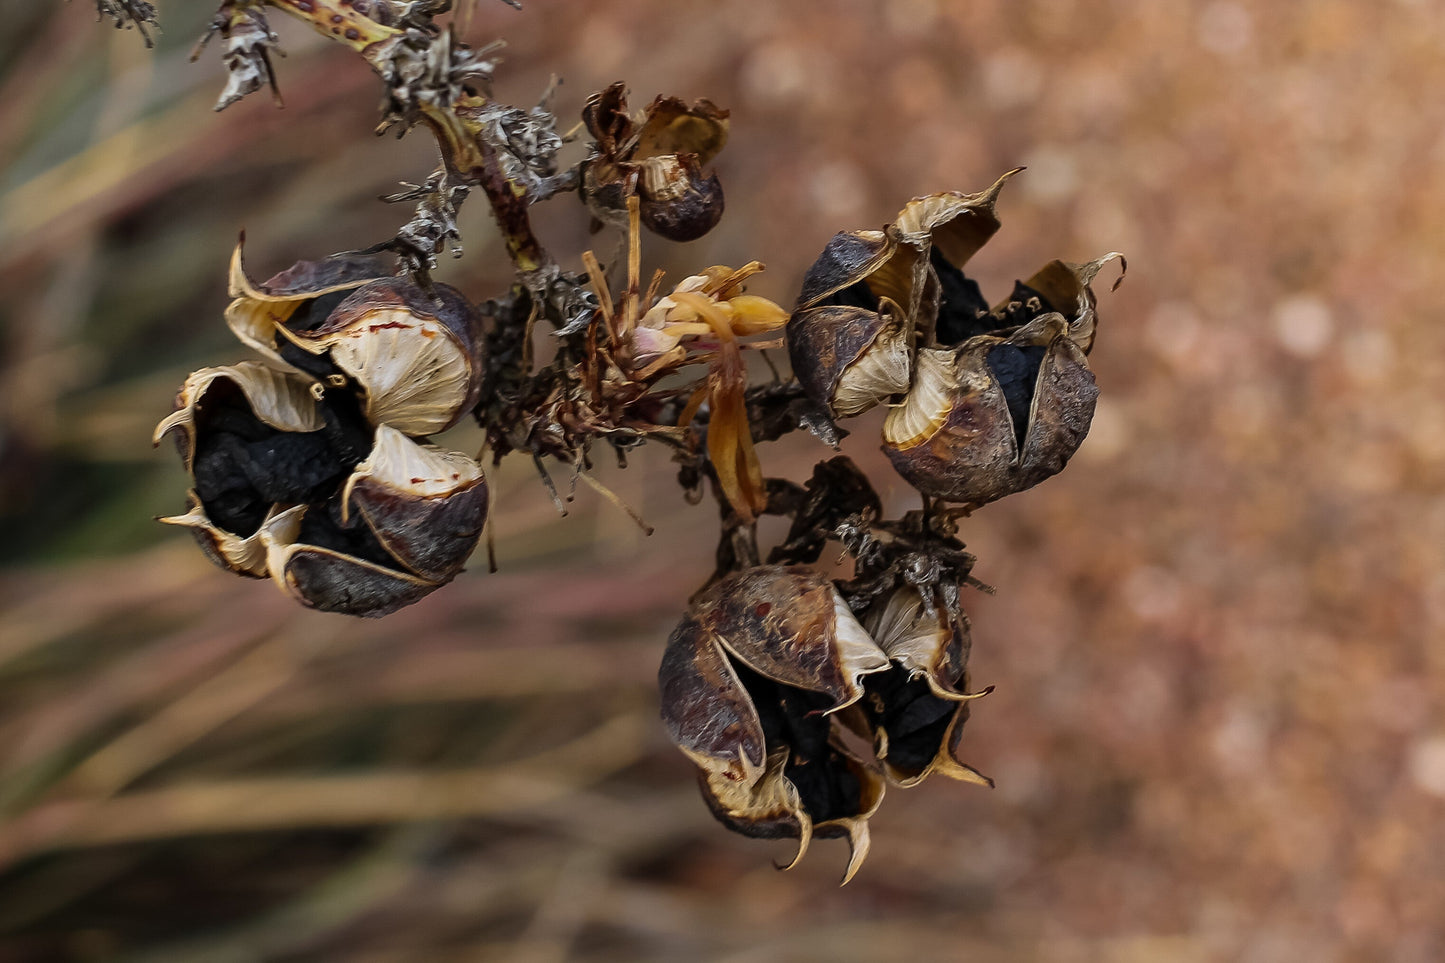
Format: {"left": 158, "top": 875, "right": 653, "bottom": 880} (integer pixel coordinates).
{"left": 340, "top": 425, "right": 489, "bottom": 583}
{"left": 882, "top": 313, "right": 1097, "bottom": 507}
{"left": 636, "top": 153, "right": 725, "bottom": 242}
{"left": 786, "top": 303, "right": 911, "bottom": 418}
{"left": 154, "top": 362, "right": 331, "bottom": 577}
{"left": 259, "top": 429, "right": 488, "bottom": 617}
{"left": 279, "top": 279, "right": 486, "bottom": 436}
{"left": 225, "top": 240, "right": 392, "bottom": 370}
{"left": 658, "top": 566, "right": 891, "bottom": 882}
{"left": 855, "top": 588, "right": 993, "bottom": 788}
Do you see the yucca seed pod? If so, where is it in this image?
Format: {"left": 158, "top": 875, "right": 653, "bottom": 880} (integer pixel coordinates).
{"left": 786, "top": 301, "right": 912, "bottom": 418}
{"left": 853, "top": 588, "right": 993, "bottom": 788}
{"left": 154, "top": 362, "right": 359, "bottom": 577}
{"left": 989, "top": 252, "right": 1127, "bottom": 355}
{"left": 261, "top": 427, "right": 488, "bottom": 617}
{"left": 580, "top": 83, "right": 730, "bottom": 242}
{"left": 658, "top": 566, "right": 891, "bottom": 883}
{"left": 882, "top": 312, "right": 1097, "bottom": 508}
{"left": 227, "top": 242, "right": 487, "bottom": 436}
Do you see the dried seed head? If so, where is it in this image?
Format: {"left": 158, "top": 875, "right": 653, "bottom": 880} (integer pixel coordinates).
{"left": 262, "top": 427, "right": 488, "bottom": 617}
{"left": 226, "top": 242, "right": 486, "bottom": 435}
{"left": 581, "top": 83, "right": 729, "bottom": 241}
{"left": 786, "top": 302, "right": 912, "bottom": 418}
{"left": 854, "top": 588, "right": 992, "bottom": 788}
{"left": 154, "top": 362, "right": 353, "bottom": 576}
{"left": 882, "top": 312, "right": 1098, "bottom": 507}
{"left": 658, "top": 566, "right": 891, "bottom": 883}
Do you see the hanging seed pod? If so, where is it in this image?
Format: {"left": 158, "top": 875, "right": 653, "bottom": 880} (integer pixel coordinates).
{"left": 154, "top": 362, "right": 356, "bottom": 576}
{"left": 262, "top": 426, "right": 489, "bottom": 617}
{"left": 580, "top": 83, "right": 729, "bottom": 241}
{"left": 788, "top": 170, "right": 1022, "bottom": 416}
{"left": 882, "top": 312, "right": 1097, "bottom": 508}
{"left": 851, "top": 588, "right": 993, "bottom": 788}
{"left": 227, "top": 241, "right": 487, "bottom": 436}
{"left": 786, "top": 301, "right": 911, "bottom": 418}
{"left": 658, "top": 566, "right": 891, "bottom": 883}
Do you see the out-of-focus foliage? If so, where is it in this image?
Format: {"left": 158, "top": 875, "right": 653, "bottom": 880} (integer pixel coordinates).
{"left": 3, "top": 0, "right": 1445, "bottom": 959}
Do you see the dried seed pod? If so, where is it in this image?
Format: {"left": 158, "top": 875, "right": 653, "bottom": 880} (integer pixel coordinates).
{"left": 153, "top": 362, "right": 355, "bottom": 576}
{"left": 227, "top": 242, "right": 487, "bottom": 435}
{"left": 988, "top": 252, "right": 1127, "bottom": 354}
{"left": 658, "top": 566, "right": 891, "bottom": 883}
{"left": 262, "top": 427, "right": 488, "bottom": 617}
{"left": 786, "top": 301, "right": 911, "bottom": 418}
{"left": 580, "top": 83, "right": 729, "bottom": 241}
{"left": 788, "top": 171, "right": 1022, "bottom": 415}
{"left": 853, "top": 588, "right": 993, "bottom": 787}
{"left": 882, "top": 312, "right": 1097, "bottom": 507}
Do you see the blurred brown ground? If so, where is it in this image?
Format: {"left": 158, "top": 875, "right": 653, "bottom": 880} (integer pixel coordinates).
{"left": 2, "top": 0, "right": 1444, "bottom": 960}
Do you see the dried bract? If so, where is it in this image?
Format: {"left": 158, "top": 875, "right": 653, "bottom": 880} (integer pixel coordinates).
{"left": 659, "top": 566, "right": 890, "bottom": 883}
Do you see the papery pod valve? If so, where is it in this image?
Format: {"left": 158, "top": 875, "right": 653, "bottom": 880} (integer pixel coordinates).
{"left": 262, "top": 425, "right": 489, "bottom": 617}
{"left": 658, "top": 566, "right": 890, "bottom": 883}
{"left": 154, "top": 361, "right": 356, "bottom": 577}
{"left": 851, "top": 588, "right": 993, "bottom": 788}
{"left": 226, "top": 242, "right": 487, "bottom": 436}
{"left": 883, "top": 312, "right": 1098, "bottom": 508}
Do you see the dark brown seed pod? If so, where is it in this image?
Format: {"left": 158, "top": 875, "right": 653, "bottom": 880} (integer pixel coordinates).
{"left": 154, "top": 362, "right": 335, "bottom": 576}
{"left": 786, "top": 301, "right": 912, "bottom": 418}
{"left": 853, "top": 588, "right": 993, "bottom": 787}
{"left": 882, "top": 312, "right": 1098, "bottom": 508}
{"left": 658, "top": 566, "right": 891, "bottom": 883}
{"left": 261, "top": 426, "right": 489, "bottom": 617}
{"left": 580, "top": 83, "right": 729, "bottom": 241}
{"left": 227, "top": 242, "right": 486, "bottom": 436}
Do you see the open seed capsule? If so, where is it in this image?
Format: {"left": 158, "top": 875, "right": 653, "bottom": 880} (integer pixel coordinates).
{"left": 658, "top": 566, "right": 890, "bottom": 883}
{"left": 262, "top": 426, "right": 488, "bottom": 617}
{"left": 227, "top": 242, "right": 486, "bottom": 436}
{"left": 786, "top": 301, "right": 911, "bottom": 418}
{"left": 154, "top": 362, "right": 352, "bottom": 576}
{"left": 852, "top": 588, "right": 992, "bottom": 787}
{"left": 882, "top": 312, "right": 1097, "bottom": 508}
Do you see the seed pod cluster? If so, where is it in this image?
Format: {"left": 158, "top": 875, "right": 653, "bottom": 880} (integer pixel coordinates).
{"left": 787, "top": 170, "right": 1124, "bottom": 508}
{"left": 659, "top": 566, "right": 989, "bottom": 882}
{"left": 155, "top": 243, "right": 490, "bottom": 617}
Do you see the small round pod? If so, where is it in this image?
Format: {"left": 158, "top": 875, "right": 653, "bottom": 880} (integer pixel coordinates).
{"left": 580, "top": 84, "right": 730, "bottom": 242}
{"left": 786, "top": 301, "right": 912, "bottom": 418}
{"left": 261, "top": 428, "right": 489, "bottom": 617}
{"left": 154, "top": 362, "right": 353, "bottom": 577}
{"left": 658, "top": 566, "right": 891, "bottom": 883}
{"left": 852, "top": 588, "right": 993, "bottom": 788}
{"left": 882, "top": 312, "right": 1098, "bottom": 508}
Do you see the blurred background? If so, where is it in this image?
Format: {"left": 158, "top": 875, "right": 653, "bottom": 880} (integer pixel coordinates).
{"left": 2, "top": 0, "right": 1444, "bottom": 959}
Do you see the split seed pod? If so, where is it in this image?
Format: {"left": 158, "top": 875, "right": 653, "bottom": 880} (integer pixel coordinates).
{"left": 853, "top": 588, "right": 993, "bottom": 787}
{"left": 262, "top": 425, "right": 489, "bottom": 617}
{"left": 883, "top": 312, "right": 1098, "bottom": 507}
{"left": 154, "top": 362, "right": 350, "bottom": 577}
{"left": 788, "top": 170, "right": 1020, "bottom": 417}
{"left": 658, "top": 566, "right": 890, "bottom": 883}
{"left": 581, "top": 83, "right": 729, "bottom": 242}
{"left": 227, "top": 242, "right": 486, "bottom": 435}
